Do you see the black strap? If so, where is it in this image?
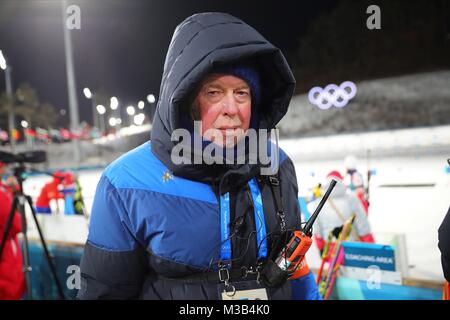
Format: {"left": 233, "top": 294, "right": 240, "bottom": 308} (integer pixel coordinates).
{"left": 156, "top": 268, "right": 258, "bottom": 284}
{"left": 266, "top": 174, "right": 291, "bottom": 262}
{"left": 267, "top": 175, "right": 286, "bottom": 233}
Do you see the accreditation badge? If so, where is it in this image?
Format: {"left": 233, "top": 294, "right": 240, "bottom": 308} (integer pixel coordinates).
{"left": 218, "top": 280, "right": 269, "bottom": 300}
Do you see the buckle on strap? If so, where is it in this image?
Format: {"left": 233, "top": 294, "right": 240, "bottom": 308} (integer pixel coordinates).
{"left": 268, "top": 176, "right": 279, "bottom": 186}
{"left": 218, "top": 267, "right": 230, "bottom": 283}
{"left": 219, "top": 266, "right": 235, "bottom": 294}
{"left": 240, "top": 266, "right": 248, "bottom": 279}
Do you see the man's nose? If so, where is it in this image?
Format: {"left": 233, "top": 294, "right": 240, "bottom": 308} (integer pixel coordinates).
{"left": 221, "top": 94, "right": 239, "bottom": 116}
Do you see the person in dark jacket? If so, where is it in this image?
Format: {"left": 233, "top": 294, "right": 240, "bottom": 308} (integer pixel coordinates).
{"left": 78, "top": 12, "right": 320, "bottom": 300}
{"left": 439, "top": 205, "right": 450, "bottom": 282}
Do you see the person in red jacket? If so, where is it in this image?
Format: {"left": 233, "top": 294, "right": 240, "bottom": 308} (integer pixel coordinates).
{"left": 0, "top": 162, "right": 25, "bottom": 300}
{"left": 35, "top": 172, "right": 65, "bottom": 214}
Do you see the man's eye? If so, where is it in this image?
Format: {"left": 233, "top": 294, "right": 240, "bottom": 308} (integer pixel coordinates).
{"left": 207, "top": 90, "right": 221, "bottom": 96}
{"left": 236, "top": 91, "right": 249, "bottom": 96}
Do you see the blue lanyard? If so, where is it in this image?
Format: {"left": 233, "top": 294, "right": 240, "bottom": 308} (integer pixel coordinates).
{"left": 220, "top": 192, "right": 232, "bottom": 261}
{"left": 248, "top": 178, "right": 268, "bottom": 260}
{"left": 219, "top": 178, "right": 268, "bottom": 266}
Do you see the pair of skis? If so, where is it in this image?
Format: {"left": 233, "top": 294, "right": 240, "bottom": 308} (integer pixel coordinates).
{"left": 316, "top": 214, "right": 356, "bottom": 300}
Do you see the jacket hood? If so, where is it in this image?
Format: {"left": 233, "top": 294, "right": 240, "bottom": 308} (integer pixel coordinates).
{"left": 151, "top": 12, "right": 296, "bottom": 190}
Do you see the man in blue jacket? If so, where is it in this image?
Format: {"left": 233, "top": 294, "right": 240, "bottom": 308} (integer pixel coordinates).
{"left": 78, "top": 12, "right": 321, "bottom": 300}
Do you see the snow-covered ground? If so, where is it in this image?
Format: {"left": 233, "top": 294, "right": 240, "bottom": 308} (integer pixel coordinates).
{"left": 20, "top": 124, "right": 450, "bottom": 283}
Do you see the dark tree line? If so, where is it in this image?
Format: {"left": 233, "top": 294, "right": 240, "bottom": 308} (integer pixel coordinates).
{"left": 0, "top": 83, "right": 59, "bottom": 131}
{"left": 290, "top": 0, "right": 450, "bottom": 93}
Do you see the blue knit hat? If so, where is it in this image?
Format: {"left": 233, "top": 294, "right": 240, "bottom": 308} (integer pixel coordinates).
{"left": 211, "top": 64, "right": 261, "bottom": 109}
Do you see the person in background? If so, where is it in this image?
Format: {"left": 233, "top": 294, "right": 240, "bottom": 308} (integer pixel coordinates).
{"left": 343, "top": 155, "right": 369, "bottom": 214}
{"left": 35, "top": 172, "right": 65, "bottom": 214}
{"left": 311, "top": 183, "right": 322, "bottom": 200}
{"left": 309, "top": 171, "right": 375, "bottom": 253}
{"left": 0, "top": 162, "right": 19, "bottom": 195}
{"left": 61, "top": 172, "right": 76, "bottom": 215}
{"left": 0, "top": 162, "right": 25, "bottom": 299}
{"left": 73, "top": 173, "right": 87, "bottom": 216}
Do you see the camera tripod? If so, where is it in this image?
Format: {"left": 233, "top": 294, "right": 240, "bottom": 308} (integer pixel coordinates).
{"left": 0, "top": 164, "right": 65, "bottom": 299}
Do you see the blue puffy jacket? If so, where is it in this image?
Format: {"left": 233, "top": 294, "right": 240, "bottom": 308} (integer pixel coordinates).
{"left": 77, "top": 12, "right": 321, "bottom": 300}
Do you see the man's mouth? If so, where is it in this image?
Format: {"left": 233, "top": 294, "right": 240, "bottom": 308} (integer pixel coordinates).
{"left": 221, "top": 129, "right": 243, "bottom": 137}
{"left": 218, "top": 126, "right": 241, "bottom": 132}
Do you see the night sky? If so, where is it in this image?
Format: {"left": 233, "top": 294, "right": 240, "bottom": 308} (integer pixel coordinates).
{"left": 0, "top": 0, "right": 336, "bottom": 126}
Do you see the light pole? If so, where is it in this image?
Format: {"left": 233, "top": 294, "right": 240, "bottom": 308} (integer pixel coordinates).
{"left": 0, "top": 50, "right": 16, "bottom": 153}
{"left": 21, "top": 120, "right": 32, "bottom": 148}
{"left": 133, "top": 113, "right": 145, "bottom": 126}
{"left": 126, "top": 105, "right": 135, "bottom": 126}
{"left": 62, "top": 0, "right": 81, "bottom": 165}
{"left": 147, "top": 94, "right": 156, "bottom": 122}
{"left": 83, "top": 87, "right": 99, "bottom": 131}
{"left": 146, "top": 94, "right": 155, "bottom": 104}
{"left": 110, "top": 96, "right": 121, "bottom": 131}
{"left": 96, "top": 104, "right": 106, "bottom": 136}
{"left": 108, "top": 117, "right": 117, "bottom": 127}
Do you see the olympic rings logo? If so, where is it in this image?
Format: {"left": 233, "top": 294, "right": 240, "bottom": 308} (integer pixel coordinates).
{"left": 308, "top": 81, "right": 357, "bottom": 110}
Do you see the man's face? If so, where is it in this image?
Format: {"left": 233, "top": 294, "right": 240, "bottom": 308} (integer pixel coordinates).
{"left": 195, "top": 74, "right": 252, "bottom": 147}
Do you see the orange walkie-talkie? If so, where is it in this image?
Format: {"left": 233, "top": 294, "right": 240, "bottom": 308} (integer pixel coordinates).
{"left": 274, "top": 180, "right": 337, "bottom": 276}
{"left": 261, "top": 180, "right": 337, "bottom": 286}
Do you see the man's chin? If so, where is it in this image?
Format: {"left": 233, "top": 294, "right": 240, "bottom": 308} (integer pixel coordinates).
{"left": 208, "top": 137, "right": 239, "bottom": 149}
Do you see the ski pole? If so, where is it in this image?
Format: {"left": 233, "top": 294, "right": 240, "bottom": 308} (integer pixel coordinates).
{"left": 321, "top": 215, "right": 355, "bottom": 299}
{"left": 316, "top": 231, "right": 334, "bottom": 285}
{"left": 324, "top": 248, "right": 344, "bottom": 300}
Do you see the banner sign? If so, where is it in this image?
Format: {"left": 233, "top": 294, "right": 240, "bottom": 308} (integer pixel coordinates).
{"left": 342, "top": 242, "right": 396, "bottom": 271}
